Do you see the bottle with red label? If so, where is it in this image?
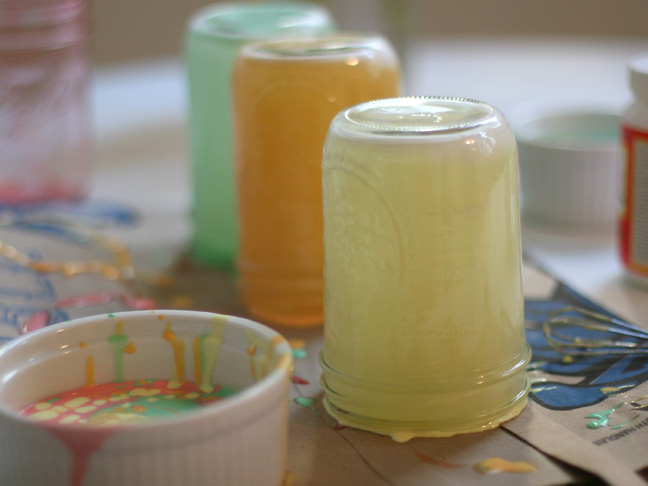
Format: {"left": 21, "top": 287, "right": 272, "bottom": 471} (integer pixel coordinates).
{"left": 619, "top": 56, "right": 648, "bottom": 286}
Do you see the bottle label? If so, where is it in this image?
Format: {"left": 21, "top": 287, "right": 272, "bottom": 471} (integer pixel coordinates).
{"left": 619, "top": 125, "right": 648, "bottom": 277}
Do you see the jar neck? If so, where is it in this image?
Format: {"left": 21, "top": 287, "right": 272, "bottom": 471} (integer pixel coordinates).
{"left": 0, "top": 0, "right": 87, "bottom": 50}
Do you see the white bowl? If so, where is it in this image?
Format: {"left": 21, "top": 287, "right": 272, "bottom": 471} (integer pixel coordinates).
{"left": 0, "top": 310, "right": 293, "bottom": 486}
{"left": 510, "top": 101, "right": 621, "bottom": 229}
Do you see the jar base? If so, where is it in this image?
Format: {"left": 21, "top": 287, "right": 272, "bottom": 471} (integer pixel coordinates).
{"left": 190, "top": 240, "right": 236, "bottom": 270}
{"left": 246, "top": 304, "right": 323, "bottom": 328}
{"left": 322, "top": 391, "right": 529, "bottom": 443}
{"left": 239, "top": 270, "right": 324, "bottom": 327}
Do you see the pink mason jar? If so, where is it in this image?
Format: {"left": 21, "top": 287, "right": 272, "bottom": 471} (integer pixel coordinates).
{"left": 0, "top": 0, "right": 91, "bottom": 204}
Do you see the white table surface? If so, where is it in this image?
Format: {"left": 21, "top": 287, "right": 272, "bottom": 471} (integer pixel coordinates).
{"left": 90, "top": 35, "right": 648, "bottom": 328}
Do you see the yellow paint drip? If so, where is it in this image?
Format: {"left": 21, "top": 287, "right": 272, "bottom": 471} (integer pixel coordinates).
{"left": 163, "top": 323, "right": 186, "bottom": 387}
{"left": 85, "top": 355, "right": 95, "bottom": 387}
{"left": 246, "top": 331, "right": 293, "bottom": 381}
{"left": 245, "top": 330, "right": 269, "bottom": 382}
{"left": 473, "top": 457, "right": 537, "bottom": 475}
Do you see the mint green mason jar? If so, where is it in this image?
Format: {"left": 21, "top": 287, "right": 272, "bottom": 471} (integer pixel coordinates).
{"left": 186, "top": 2, "right": 335, "bottom": 268}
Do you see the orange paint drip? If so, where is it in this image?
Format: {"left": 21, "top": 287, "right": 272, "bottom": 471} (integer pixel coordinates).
{"left": 473, "top": 457, "right": 537, "bottom": 475}
{"left": 123, "top": 342, "right": 136, "bottom": 354}
{"left": 163, "top": 323, "right": 185, "bottom": 386}
{"left": 415, "top": 450, "right": 465, "bottom": 469}
{"left": 248, "top": 344, "right": 258, "bottom": 382}
{"left": 85, "top": 355, "right": 95, "bottom": 387}
{"left": 79, "top": 342, "right": 86, "bottom": 349}
{"left": 116, "top": 320, "right": 124, "bottom": 336}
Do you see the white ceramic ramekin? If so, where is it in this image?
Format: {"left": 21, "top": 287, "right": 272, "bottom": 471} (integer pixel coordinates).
{"left": 0, "top": 310, "right": 293, "bottom": 486}
{"left": 510, "top": 100, "right": 621, "bottom": 229}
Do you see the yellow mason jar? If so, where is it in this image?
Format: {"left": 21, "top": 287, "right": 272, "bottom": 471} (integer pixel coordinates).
{"left": 320, "top": 97, "right": 530, "bottom": 441}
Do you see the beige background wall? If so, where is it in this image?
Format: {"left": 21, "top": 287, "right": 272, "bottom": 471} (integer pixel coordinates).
{"left": 91, "top": 0, "right": 648, "bottom": 66}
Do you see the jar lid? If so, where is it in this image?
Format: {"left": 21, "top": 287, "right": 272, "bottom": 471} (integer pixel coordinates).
{"left": 629, "top": 56, "right": 648, "bottom": 103}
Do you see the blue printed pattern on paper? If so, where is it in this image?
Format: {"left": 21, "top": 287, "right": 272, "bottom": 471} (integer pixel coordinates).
{"left": 526, "top": 283, "right": 648, "bottom": 411}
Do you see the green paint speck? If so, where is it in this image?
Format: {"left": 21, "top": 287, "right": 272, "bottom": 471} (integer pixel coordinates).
{"left": 585, "top": 404, "right": 624, "bottom": 429}
{"left": 292, "top": 348, "right": 307, "bottom": 359}
{"left": 108, "top": 313, "right": 116, "bottom": 318}
{"left": 294, "top": 396, "right": 318, "bottom": 413}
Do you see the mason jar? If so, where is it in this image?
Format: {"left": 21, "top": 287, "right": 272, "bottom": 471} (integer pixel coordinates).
{"left": 0, "top": 0, "right": 91, "bottom": 204}
{"left": 232, "top": 34, "right": 400, "bottom": 327}
{"left": 320, "top": 97, "right": 530, "bottom": 441}
{"left": 185, "top": 2, "right": 335, "bottom": 268}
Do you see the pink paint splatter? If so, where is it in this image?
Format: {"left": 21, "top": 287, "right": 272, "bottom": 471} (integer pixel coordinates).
{"left": 47, "top": 425, "right": 118, "bottom": 486}
{"left": 21, "top": 311, "right": 50, "bottom": 334}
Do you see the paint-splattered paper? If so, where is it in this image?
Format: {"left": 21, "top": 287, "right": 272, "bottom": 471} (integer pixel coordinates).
{"left": 0, "top": 203, "right": 151, "bottom": 343}
{"left": 1, "top": 209, "right": 647, "bottom": 486}
{"left": 278, "top": 262, "right": 648, "bottom": 486}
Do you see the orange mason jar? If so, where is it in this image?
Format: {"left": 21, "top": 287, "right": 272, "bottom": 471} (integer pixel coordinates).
{"left": 233, "top": 34, "right": 400, "bottom": 327}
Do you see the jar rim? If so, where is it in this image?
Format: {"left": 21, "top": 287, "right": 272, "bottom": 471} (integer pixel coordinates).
{"left": 332, "top": 97, "right": 501, "bottom": 140}
{"left": 238, "top": 33, "right": 391, "bottom": 61}
{"left": 189, "top": 2, "right": 333, "bottom": 41}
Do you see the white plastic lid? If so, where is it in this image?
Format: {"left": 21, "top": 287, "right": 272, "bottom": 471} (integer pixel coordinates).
{"left": 629, "top": 57, "right": 648, "bottom": 103}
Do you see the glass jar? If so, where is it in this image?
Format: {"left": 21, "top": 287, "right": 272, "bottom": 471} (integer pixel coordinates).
{"left": 232, "top": 34, "right": 400, "bottom": 327}
{"left": 0, "top": 0, "right": 91, "bottom": 204}
{"left": 185, "top": 2, "right": 335, "bottom": 268}
{"left": 320, "top": 97, "right": 530, "bottom": 441}
{"left": 619, "top": 56, "right": 648, "bottom": 287}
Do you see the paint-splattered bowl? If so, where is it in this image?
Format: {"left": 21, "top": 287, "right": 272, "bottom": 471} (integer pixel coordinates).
{"left": 0, "top": 310, "right": 293, "bottom": 486}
